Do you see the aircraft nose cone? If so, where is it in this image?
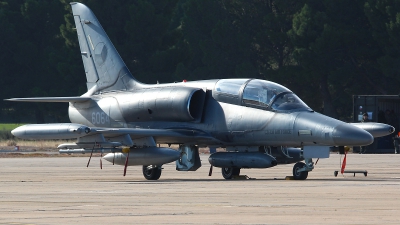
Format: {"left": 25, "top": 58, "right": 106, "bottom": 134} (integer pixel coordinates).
{"left": 332, "top": 123, "right": 374, "bottom": 146}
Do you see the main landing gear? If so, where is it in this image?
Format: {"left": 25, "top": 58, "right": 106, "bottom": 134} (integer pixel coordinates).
{"left": 221, "top": 167, "right": 241, "bottom": 179}
{"left": 292, "top": 158, "right": 314, "bottom": 180}
{"left": 219, "top": 159, "right": 314, "bottom": 180}
{"left": 142, "top": 165, "right": 162, "bottom": 180}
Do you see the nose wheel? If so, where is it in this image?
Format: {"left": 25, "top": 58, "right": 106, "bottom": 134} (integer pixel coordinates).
{"left": 293, "top": 162, "right": 308, "bottom": 180}
{"left": 292, "top": 158, "right": 314, "bottom": 180}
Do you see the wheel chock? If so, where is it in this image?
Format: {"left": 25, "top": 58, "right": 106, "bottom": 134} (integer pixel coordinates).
{"left": 285, "top": 176, "right": 295, "bottom": 180}
{"left": 232, "top": 175, "right": 254, "bottom": 180}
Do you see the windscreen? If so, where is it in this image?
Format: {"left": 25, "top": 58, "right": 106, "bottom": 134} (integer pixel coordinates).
{"left": 242, "top": 80, "right": 288, "bottom": 108}
{"left": 269, "top": 92, "right": 311, "bottom": 111}
{"left": 215, "top": 79, "right": 248, "bottom": 96}
{"left": 242, "top": 79, "right": 311, "bottom": 111}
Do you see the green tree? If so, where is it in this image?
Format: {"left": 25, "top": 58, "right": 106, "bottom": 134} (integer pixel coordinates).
{"left": 177, "top": 0, "right": 258, "bottom": 80}
{"left": 288, "top": 1, "right": 382, "bottom": 119}
{"left": 364, "top": 0, "right": 400, "bottom": 94}
{"left": 0, "top": 0, "right": 84, "bottom": 123}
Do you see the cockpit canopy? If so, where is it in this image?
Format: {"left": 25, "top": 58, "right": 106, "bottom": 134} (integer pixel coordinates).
{"left": 213, "top": 79, "right": 311, "bottom": 112}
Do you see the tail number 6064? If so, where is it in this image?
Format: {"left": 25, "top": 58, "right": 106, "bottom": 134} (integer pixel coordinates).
{"left": 92, "top": 112, "right": 110, "bottom": 125}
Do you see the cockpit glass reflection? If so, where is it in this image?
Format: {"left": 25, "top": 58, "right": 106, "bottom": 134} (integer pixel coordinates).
{"left": 270, "top": 93, "right": 310, "bottom": 111}
{"left": 242, "top": 80, "right": 288, "bottom": 108}
{"left": 215, "top": 79, "right": 248, "bottom": 96}
{"left": 214, "top": 79, "right": 311, "bottom": 112}
{"left": 242, "top": 79, "right": 311, "bottom": 111}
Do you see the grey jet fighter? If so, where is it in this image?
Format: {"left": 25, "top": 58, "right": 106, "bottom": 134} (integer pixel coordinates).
{"left": 7, "top": 3, "right": 395, "bottom": 180}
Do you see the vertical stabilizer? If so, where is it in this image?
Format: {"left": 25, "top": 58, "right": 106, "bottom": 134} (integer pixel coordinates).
{"left": 71, "top": 2, "right": 139, "bottom": 94}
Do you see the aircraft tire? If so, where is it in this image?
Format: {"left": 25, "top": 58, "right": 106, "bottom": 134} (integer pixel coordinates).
{"left": 293, "top": 162, "right": 308, "bottom": 180}
{"left": 142, "top": 165, "right": 162, "bottom": 180}
{"left": 221, "top": 167, "right": 240, "bottom": 179}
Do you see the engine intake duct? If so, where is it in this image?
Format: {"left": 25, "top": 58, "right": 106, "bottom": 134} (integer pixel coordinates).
{"left": 119, "top": 87, "right": 206, "bottom": 122}
{"left": 208, "top": 152, "right": 277, "bottom": 168}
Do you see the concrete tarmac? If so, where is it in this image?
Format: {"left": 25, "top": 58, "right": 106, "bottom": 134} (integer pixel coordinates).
{"left": 0, "top": 153, "right": 399, "bottom": 224}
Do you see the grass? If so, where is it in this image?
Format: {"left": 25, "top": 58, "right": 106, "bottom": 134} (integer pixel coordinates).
{"left": 0, "top": 123, "right": 24, "bottom": 131}
{"left": 0, "top": 139, "right": 62, "bottom": 147}
{"left": 0, "top": 139, "right": 64, "bottom": 150}
{"left": 0, "top": 123, "right": 25, "bottom": 141}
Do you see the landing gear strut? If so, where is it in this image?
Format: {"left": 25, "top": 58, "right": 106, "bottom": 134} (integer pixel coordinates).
{"left": 292, "top": 158, "right": 314, "bottom": 180}
{"left": 221, "top": 167, "right": 241, "bottom": 179}
{"left": 142, "top": 165, "right": 162, "bottom": 180}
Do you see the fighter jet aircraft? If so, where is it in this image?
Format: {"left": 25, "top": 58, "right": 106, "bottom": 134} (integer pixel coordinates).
{"left": 7, "top": 2, "right": 395, "bottom": 180}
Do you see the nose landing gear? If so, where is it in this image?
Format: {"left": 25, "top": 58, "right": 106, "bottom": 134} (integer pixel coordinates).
{"left": 292, "top": 158, "right": 314, "bottom": 180}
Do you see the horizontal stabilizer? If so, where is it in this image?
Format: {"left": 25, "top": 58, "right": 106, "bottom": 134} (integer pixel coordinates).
{"left": 5, "top": 97, "right": 92, "bottom": 103}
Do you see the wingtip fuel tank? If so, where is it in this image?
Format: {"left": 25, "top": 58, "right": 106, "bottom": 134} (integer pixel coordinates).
{"left": 11, "top": 123, "right": 91, "bottom": 140}
{"left": 349, "top": 122, "right": 395, "bottom": 138}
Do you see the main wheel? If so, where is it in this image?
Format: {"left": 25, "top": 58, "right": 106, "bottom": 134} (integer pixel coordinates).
{"left": 142, "top": 165, "right": 162, "bottom": 180}
{"left": 221, "top": 167, "right": 240, "bottom": 179}
{"left": 293, "top": 162, "right": 308, "bottom": 180}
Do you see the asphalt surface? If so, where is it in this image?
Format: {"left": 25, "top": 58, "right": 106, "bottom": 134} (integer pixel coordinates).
{"left": 0, "top": 153, "right": 399, "bottom": 224}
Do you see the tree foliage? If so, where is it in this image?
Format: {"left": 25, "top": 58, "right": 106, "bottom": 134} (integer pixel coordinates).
{"left": 1, "top": 0, "right": 400, "bottom": 122}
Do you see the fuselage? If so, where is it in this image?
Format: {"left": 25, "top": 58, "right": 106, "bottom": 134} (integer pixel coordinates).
{"left": 68, "top": 78, "right": 373, "bottom": 148}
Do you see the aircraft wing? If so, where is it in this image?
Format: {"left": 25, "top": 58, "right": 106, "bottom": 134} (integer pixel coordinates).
{"left": 5, "top": 97, "right": 92, "bottom": 103}
{"left": 91, "top": 127, "right": 219, "bottom": 144}
{"left": 11, "top": 123, "right": 220, "bottom": 144}
{"left": 93, "top": 127, "right": 207, "bottom": 136}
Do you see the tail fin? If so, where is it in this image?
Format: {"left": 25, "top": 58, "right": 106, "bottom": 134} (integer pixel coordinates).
{"left": 71, "top": 2, "right": 140, "bottom": 94}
